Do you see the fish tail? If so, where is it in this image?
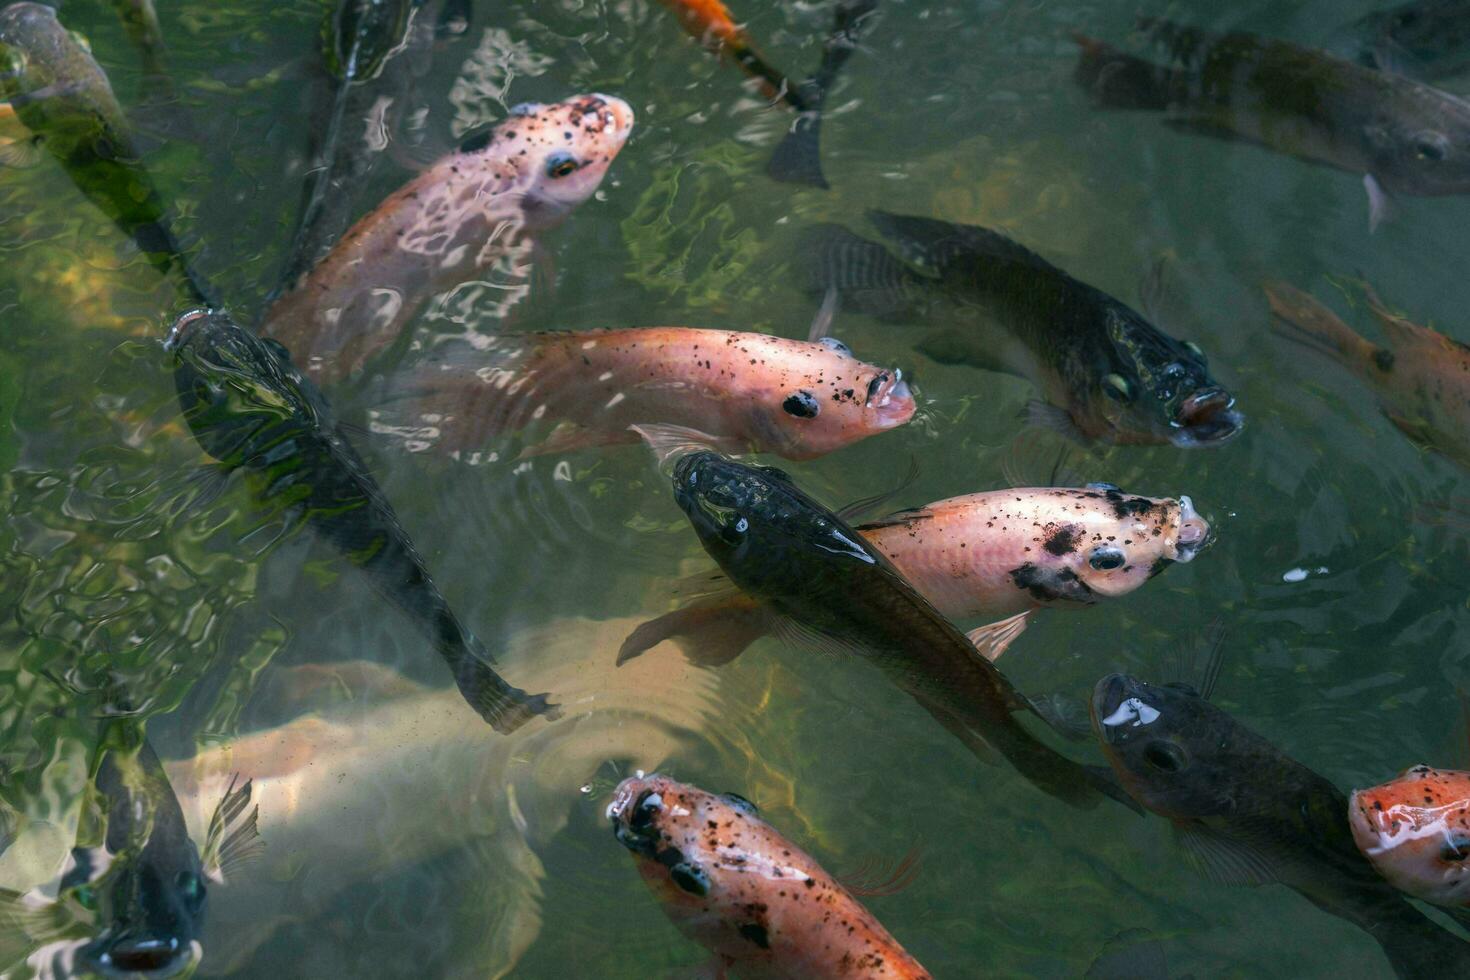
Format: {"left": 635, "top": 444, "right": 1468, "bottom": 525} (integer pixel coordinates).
{"left": 447, "top": 645, "right": 560, "bottom": 733}
{"left": 766, "top": 111, "right": 828, "bottom": 188}
{"left": 1071, "top": 32, "right": 1172, "bottom": 110}
{"left": 798, "top": 223, "right": 916, "bottom": 318}
{"left": 1263, "top": 281, "right": 1382, "bottom": 369}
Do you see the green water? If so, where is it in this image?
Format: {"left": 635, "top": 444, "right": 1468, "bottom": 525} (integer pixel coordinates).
{"left": 3, "top": 0, "right": 1470, "bottom": 976}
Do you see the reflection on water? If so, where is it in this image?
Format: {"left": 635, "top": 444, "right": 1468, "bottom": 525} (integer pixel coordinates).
{"left": 4, "top": 0, "right": 1470, "bottom": 976}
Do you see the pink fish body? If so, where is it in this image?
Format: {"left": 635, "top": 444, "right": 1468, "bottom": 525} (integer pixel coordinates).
{"left": 608, "top": 774, "right": 931, "bottom": 979}
{"left": 383, "top": 327, "right": 914, "bottom": 460}
{"left": 262, "top": 94, "right": 634, "bottom": 384}
{"left": 1350, "top": 765, "right": 1470, "bottom": 907}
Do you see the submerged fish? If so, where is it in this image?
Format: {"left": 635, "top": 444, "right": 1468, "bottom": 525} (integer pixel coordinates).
{"left": 608, "top": 774, "right": 930, "bottom": 979}
{"left": 0, "top": 2, "right": 213, "bottom": 305}
{"left": 659, "top": 0, "right": 876, "bottom": 188}
{"left": 1349, "top": 0, "right": 1470, "bottom": 79}
{"left": 164, "top": 616, "right": 729, "bottom": 977}
{"left": 666, "top": 451, "right": 1133, "bottom": 811}
{"left": 805, "top": 212, "right": 1242, "bottom": 447}
{"left": 1350, "top": 765, "right": 1470, "bottom": 907}
{"left": 1264, "top": 280, "right": 1470, "bottom": 469}
{"left": 1073, "top": 20, "right": 1470, "bottom": 229}
{"left": 260, "top": 94, "right": 634, "bottom": 385}
{"left": 1091, "top": 673, "right": 1470, "bottom": 978}
{"left": 378, "top": 327, "right": 914, "bottom": 460}
{"left": 106, "top": 0, "right": 167, "bottom": 88}
{"left": 621, "top": 484, "right": 1210, "bottom": 667}
{"left": 166, "top": 307, "right": 555, "bottom": 733}
{"left": 0, "top": 737, "right": 260, "bottom": 979}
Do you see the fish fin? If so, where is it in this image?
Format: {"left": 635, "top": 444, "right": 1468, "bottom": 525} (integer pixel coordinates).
{"left": 1137, "top": 253, "right": 1181, "bottom": 328}
{"left": 906, "top": 691, "right": 1004, "bottom": 766}
{"left": 798, "top": 223, "right": 918, "bottom": 318}
{"left": 448, "top": 655, "right": 561, "bottom": 734}
{"left": 0, "top": 889, "right": 88, "bottom": 968}
{"left": 1365, "top": 174, "right": 1394, "bottom": 233}
{"left": 999, "top": 435, "right": 1085, "bottom": 489}
{"left": 516, "top": 422, "right": 638, "bottom": 459}
{"left": 1028, "top": 691, "right": 1094, "bottom": 743}
{"left": 1071, "top": 32, "right": 1173, "bottom": 110}
{"left": 915, "top": 328, "right": 1020, "bottom": 376}
{"left": 629, "top": 423, "right": 746, "bottom": 469}
{"left": 0, "top": 133, "right": 43, "bottom": 168}
{"left": 965, "top": 610, "right": 1032, "bottom": 662}
{"left": 1262, "top": 281, "right": 1379, "bottom": 367}
{"left": 766, "top": 111, "right": 828, "bottom": 188}
{"left": 1022, "top": 400, "right": 1087, "bottom": 443}
{"left": 769, "top": 615, "right": 863, "bottom": 661}
{"left": 200, "top": 776, "right": 265, "bottom": 885}
{"left": 806, "top": 285, "right": 841, "bottom": 342}
{"left": 835, "top": 846, "right": 923, "bottom": 897}
{"left": 162, "top": 462, "right": 235, "bottom": 519}
{"left": 1172, "top": 820, "right": 1278, "bottom": 886}
{"left": 616, "top": 595, "right": 773, "bottom": 667}
{"left": 835, "top": 456, "right": 920, "bottom": 523}
{"left": 868, "top": 210, "right": 1062, "bottom": 278}
{"left": 1357, "top": 280, "right": 1445, "bottom": 351}
{"left": 856, "top": 506, "right": 933, "bottom": 532}
{"left": 1381, "top": 408, "right": 1442, "bottom": 452}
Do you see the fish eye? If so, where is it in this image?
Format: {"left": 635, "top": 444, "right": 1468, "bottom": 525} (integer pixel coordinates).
{"left": 1102, "top": 373, "right": 1133, "bottom": 402}
{"left": 819, "top": 337, "right": 852, "bottom": 357}
{"left": 1143, "top": 741, "right": 1187, "bottom": 773}
{"left": 1413, "top": 131, "right": 1450, "bottom": 161}
{"left": 782, "top": 390, "right": 821, "bottom": 419}
{"left": 176, "top": 870, "right": 205, "bottom": 904}
{"left": 1088, "top": 546, "right": 1126, "bottom": 571}
{"left": 545, "top": 151, "right": 580, "bottom": 179}
{"left": 719, "top": 515, "right": 749, "bottom": 545}
{"left": 720, "top": 792, "right": 760, "bottom": 816}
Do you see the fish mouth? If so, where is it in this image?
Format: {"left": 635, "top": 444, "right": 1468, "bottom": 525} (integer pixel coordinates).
{"left": 84, "top": 935, "right": 200, "bottom": 979}
{"left": 581, "top": 93, "right": 635, "bottom": 142}
{"left": 1090, "top": 673, "right": 1158, "bottom": 745}
{"left": 866, "top": 369, "right": 915, "bottom": 429}
{"left": 1347, "top": 789, "right": 1390, "bottom": 853}
{"left": 162, "top": 308, "right": 214, "bottom": 353}
{"left": 1169, "top": 388, "right": 1243, "bottom": 447}
{"left": 1173, "top": 495, "right": 1211, "bottom": 562}
{"left": 607, "top": 774, "right": 663, "bottom": 857}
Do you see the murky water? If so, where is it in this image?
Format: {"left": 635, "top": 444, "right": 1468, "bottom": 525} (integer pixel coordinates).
{"left": 4, "top": 0, "right": 1470, "bottom": 976}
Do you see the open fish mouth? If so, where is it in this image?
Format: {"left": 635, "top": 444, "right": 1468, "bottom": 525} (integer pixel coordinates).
{"left": 575, "top": 93, "right": 635, "bottom": 141}
{"left": 1173, "top": 495, "right": 1210, "bottom": 562}
{"left": 1169, "top": 387, "right": 1243, "bottom": 447}
{"left": 162, "top": 308, "right": 214, "bottom": 353}
{"left": 866, "top": 369, "right": 915, "bottom": 429}
{"left": 84, "top": 935, "right": 202, "bottom": 979}
{"left": 607, "top": 775, "right": 663, "bottom": 857}
{"left": 1090, "top": 673, "right": 1158, "bottom": 744}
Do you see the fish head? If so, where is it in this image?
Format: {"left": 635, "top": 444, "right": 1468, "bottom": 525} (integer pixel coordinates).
{"left": 473, "top": 93, "right": 634, "bottom": 227}
{"left": 607, "top": 774, "right": 764, "bottom": 917}
{"left": 1096, "top": 309, "right": 1242, "bottom": 448}
{"left": 1349, "top": 765, "right": 1470, "bottom": 907}
{"left": 55, "top": 841, "right": 206, "bottom": 979}
{"left": 748, "top": 339, "right": 914, "bottom": 459}
{"left": 1019, "top": 487, "right": 1212, "bottom": 602}
{"left": 672, "top": 451, "right": 875, "bottom": 595}
{"left": 1363, "top": 95, "right": 1470, "bottom": 195}
{"left": 1090, "top": 673, "right": 1239, "bottom": 820}
{"left": 167, "top": 309, "right": 315, "bottom": 460}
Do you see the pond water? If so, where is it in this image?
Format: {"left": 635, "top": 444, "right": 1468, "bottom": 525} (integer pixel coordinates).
{"left": 3, "top": 0, "right": 1470, "bottom": 977}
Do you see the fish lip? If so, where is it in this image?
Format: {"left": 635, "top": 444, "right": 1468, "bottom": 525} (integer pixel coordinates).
{"left": 589, "top": 93, "right": 635, "bottom": 141}
{"left": 86, "top": 934, "right": 196, "bottom": 979}
{"left": 162, "top": 308, "right": 213, "bottom": 353}
{"left": 1173, "top": 495, "right": 1210, "bottom": 562}
{"left": 1168, "top": 389, "right": 1244, "bottom": 447}
{"left": 1091, "top": 673, "right": 1132, "bottom": 742}
{"left": 867, "top": 369, "right": 916, "bottom": 429}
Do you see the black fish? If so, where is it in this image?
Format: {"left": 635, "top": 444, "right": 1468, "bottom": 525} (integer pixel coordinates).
{"left": 0, "top": 735, "right": 260, "bottom": 979}
{"left": 804, "top": 211, "right": 1242, "bottom": 448}
{"left": 1073, "top": 19, "right": 1470, "bottom": 229}
{"left": 766, "top": 0, "right": 879, "bottom": 188}
{"left": 1092, "top": 672, "right": 1470, "bottom": 978}
{"left": 0, "top": 2, "right": 214, "bottom": 306}
{"left": 166, "top": 308, "right": 555, "bottom": 733}
{"left": 667, "top": 450, "right": 1137, "bottom": 812}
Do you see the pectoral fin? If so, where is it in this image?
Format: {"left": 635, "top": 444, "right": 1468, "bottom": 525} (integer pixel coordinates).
{"left": 201, "top": 775, "right": 265, "bottom": 885}
{"left": 965, "top": 610, "right": 1032, "bottom": 661}
{"left": 1365, "top": 173, "right": 1394, "bottom": 233}
{"left": 1172, "top": 820, "right": 1278, "bottom": 886}
{"left": 617, "top": 594, "right": 774, "bottom": 668}
{"left": 0, "top": 133, "right": 43, "bottom": 168}
{"left": 835, "top": 846, "right": 923, "bottom": 897}
{"left": 517, "top": 422, "right": 637, "bottom": 459}
{"left": 1382, "top": 409, "right": 1441, "bottom": 452}
{"left": 1022, "top": 399, "right": 1087, "bottom": 443}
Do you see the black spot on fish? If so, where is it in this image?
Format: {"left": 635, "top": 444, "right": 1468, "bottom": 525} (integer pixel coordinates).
{"left": 1010, "top": 563, "right": 1095, "bottom": 603}
{"left": 783, "top": 390, "right": 821, "bottom": 418}
{"left": 1373, "top": 349, "right": 1396, "bottom": 373}
{"left": 671, "top": 862, "right": 711, "bottom": 896}
{"left": 739, "top": 923, "right": 771, "bottom": 948}
{"left": 1043, "top": 523, "right": 1082, "bottom": 556}
{"left": 1104, "top": 490, "right": 1153, "bottom": 519}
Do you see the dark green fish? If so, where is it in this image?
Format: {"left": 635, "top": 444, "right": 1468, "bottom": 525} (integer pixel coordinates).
{"left": 1091, "top": 672, "right": 1470, "bottom": 978}
{"left": 668, "top": 450, "right": 1136, "bottom": 812}
{"left": 1073, "top": 19, "right": 1470, "bottom": 229}
{"left": 1349, "top": 0, "right": 1470, "bottom": 79}
{"left": 0, "top": 734, "right": 260, "bottom": 979}
{"left": 166, "top": 308, "right": 556, "bottom": 734}
{"left": 0, "top": 2, "right": 213, "bottom": 305}
{"left": 804, "top": 211, "right": 1242, "bottom": 448}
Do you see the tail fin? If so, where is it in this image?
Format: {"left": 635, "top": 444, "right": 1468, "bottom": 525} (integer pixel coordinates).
{"left": 798, "top": 223, "right": 916, "bottom": 318}
{"left": 449, "top": 651, "right": 560, "bottom": 734}
{"left": 617, "top": 595, "right": 773, "bottom": 667}
{"left": 767, "top": 112, "right": 827, "bottom": 188}
{"left": 1263, "top": 281, "right": 1381, "bottom": 368}
{"left": 1071, "top": 32, "right": 1173, "bottom": 110}
{"left": 867, "top": 209, "right": 1056, "bottom": 275}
